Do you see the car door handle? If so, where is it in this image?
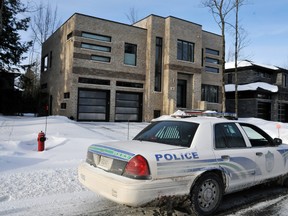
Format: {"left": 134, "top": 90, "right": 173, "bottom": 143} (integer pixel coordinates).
{"left": 221, "top": 155, "right": 230, "bottom": 161}
{"left": 256, "top": 152, "right": 263, "bottom": 156}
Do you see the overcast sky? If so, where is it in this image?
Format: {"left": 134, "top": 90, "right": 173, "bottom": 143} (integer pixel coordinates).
{"left": 24, "top": 0, "right": 288, "bottom": 68}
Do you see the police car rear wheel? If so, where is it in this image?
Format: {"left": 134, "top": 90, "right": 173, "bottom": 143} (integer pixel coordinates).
{"left": 190, "top": 172, "right": 223, "bottom": 216}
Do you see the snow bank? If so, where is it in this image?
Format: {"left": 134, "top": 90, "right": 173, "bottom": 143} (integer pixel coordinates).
{"left": 225, "top": 82, "right": 278, "bottom": 93}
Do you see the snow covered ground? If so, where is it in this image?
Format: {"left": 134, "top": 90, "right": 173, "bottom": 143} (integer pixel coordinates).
{"left": 1, "top": 114, "right": 288, "bottom": 215}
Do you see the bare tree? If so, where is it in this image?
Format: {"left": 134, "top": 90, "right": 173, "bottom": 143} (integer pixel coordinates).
{"left": 126, "top": 7, "right": 139, "bottom": 24}
{"left": 202, "top": 0, "right": 236, "bottom": 113}
{"left": 21, "top": 1, "right": 60, "bottom": 114}
{"left": 31, "top": 1, "right": 60, "bottom": 47}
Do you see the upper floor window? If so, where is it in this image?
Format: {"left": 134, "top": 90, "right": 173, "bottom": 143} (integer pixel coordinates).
{"left": 155, "top": 37, "right": 163, "bottom": 92}
{"left": 258, "top": 71, "right": 271, "bottom": 79}
{"left": 64, "top": 92, "right": 70, "bottom": 99}
{"left": 177, "top": 40, "right": 194, "bottom": 62}
{"left": 205, "top": 48, "right": 219, "bottom": 56}
{"left": 82, "top": 32, "right": 111, "bottom": 42}
{"left": 124, "top": 43, "right": 137, "bottom": 66}
{"left": 81, "top": 43, "right": 111, "bottom": 52}
{"left": 91, "top": 55, "right": 111, "bottom": 63}
{"left": 41, "top": 55, "right": 48, "bottom": 72}
{"left": 205, "top": 66, "right": 219, "bottom": 73}
{"left": 205, "top": 57, "right": 219, "bottom": 65}
{"left": 283, "top": 74, "right": 288, "bottom": 87}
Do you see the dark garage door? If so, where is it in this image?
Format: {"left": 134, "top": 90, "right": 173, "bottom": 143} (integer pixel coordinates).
{"left": 78, "top": 89, "right": 109, "bottom": 121}
{"left": 115, "top": 92, "right": 142, "bottom": 122}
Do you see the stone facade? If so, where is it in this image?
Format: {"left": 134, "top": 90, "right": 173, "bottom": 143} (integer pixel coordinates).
{"left": 40, "top": 13, "right": 223, "bottom": 122}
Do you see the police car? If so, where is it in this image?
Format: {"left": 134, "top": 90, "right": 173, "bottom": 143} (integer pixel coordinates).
{"left": 78, "top": 115, "right": 288, "bottom": 215}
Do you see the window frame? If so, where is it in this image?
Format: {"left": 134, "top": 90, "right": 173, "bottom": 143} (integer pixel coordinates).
{"left": 205, "top": 48, "right": 220, "bottom": 56}
{"left": 239, "top": 123, "right": 274, "bottom": 147}
{"left": 201, "top": 84, "right": 219, "bottom": 103}
{"left": 214, "top": 123, "right": 247, "bottom": 149}
{"left": 177, "top": 39, "right": 194, "bottom": 62}
{"left": 205, "top": 66, "right": 219, "bottom": 73}
{"left": 81, "top": 32, "right": 111, "bottom": 42}
{"left": 91, "top": 55, "right": 111, "bottom": 63}
{"left": 81, "top": 43, "right": 111, "bottom": 52}
{"left": 124, "top": 43, "right": 137, "bottom": 66}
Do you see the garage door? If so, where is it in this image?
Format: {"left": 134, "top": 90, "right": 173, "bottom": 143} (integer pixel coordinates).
{"left": 115, "top": 92, "right": 142, "bottom": 122}
{"left": 78, "top": 89, "right": 109, "bottom": 121}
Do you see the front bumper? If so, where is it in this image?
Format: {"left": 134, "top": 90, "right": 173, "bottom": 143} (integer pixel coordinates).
{"left": 78, "top": 162, "right": 193, "bottom": 206}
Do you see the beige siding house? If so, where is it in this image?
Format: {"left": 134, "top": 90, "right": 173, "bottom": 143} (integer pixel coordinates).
{"left": 40, "top": 13, "right": 223, "bottom": 121}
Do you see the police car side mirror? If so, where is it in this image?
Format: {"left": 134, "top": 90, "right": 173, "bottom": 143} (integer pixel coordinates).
{"left": 273, "top": 138, "right": 282, "bottom": 146}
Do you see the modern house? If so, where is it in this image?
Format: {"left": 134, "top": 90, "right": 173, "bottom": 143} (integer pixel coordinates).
{"left": 225, "top": 60, "right": 288, "bottom": 122}
{"left": 40, "top": 13, "right": 223, "bottom": 121}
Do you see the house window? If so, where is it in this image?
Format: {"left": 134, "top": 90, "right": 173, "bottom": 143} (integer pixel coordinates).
{"left": 42, "top": 55, "right": 48, "bottom": 72}
{"left": 81, "top": 43, "right": 111, "bottom": 52}
{"left": 82, "top": 32, "right": 111, "bottom": 42}
{"left": 283, "top": 74, "right": 288, "bottom": 87}
{"left": 64, "top": 92, "right": 70, "bottom": 99}
{"left": 177, "top": 40, "right": 194, "bottom": 62}
{"left": 91, "top": 55, "right": 111, "bottom": 63}
{"left": 155, "top": 37, "right": 163, "bottom": 92}
{"left": 227, "top": 74, "right": 233, "bottom": 84}
{"left": 124, "top": 43, "right": 137, "bottom": 66}
{"left": 78, "top": 77, "right": 110, "bottom": 85}
{"left": 201, "top": 85, "right": 219, "bottom": 103}
{"left": 205, "top": 57, "right": 219, "bottom": 64}
{"left": 205, "top": 66, "right": 219, "bottom": 73}
{"left": 205, "top": 48, "right": 219, "bottom": 56}
{"left": 49, "top": 51, "right": 52, "bottom": 68}
{"left": 67, "top": 32, "right": 73, "bottom": 40}
{"left": 41, "top": 83, "right": 47, "bottom": 89}
{"left": 61, "top": 103, "right": 66, "bottom": 109}
{"left": 116, "top": 81, "right": 143, "bottom": 88}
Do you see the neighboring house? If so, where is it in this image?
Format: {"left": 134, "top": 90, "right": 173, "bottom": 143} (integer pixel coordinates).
{"left": 40, "top": 13, "right": 223, "bottom": 122}
{"left": 225, "top": 60, "right": 288, "bottom": 122}
{"left": 0, "top": 71, "right": 22, "bottom": 114}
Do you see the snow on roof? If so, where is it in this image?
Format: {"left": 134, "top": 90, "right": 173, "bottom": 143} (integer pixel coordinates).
{"left": 225, "top": 60, "right": 280, "bottom": 71}
{"left": 225, "top": 82, "right": 278, "bottom": 93}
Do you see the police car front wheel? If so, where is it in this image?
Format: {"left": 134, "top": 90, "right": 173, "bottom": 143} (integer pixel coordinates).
{"left": 190, "top": 172, "right": 224, "bottom": 216}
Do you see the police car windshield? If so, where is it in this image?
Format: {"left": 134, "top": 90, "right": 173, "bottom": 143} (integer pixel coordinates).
{"left": 133, "top": 121, "right": 199, "bottom": 147}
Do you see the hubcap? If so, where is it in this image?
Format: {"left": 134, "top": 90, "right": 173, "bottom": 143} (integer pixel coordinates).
{"left": 198, "top": 179, "right": 218, "bottom": 210}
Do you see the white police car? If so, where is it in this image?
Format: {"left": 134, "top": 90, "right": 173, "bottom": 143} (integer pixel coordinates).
{"left": 78, "top": 115, "right": 288, "bottom": 215}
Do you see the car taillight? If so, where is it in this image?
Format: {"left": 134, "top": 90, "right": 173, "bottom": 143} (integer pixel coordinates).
{"left": 123, "top": 155, "right": 150, "bottom": 179}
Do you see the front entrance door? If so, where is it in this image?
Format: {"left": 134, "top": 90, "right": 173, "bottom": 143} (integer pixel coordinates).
{"left": 177, "top": 79, "right": 187, "bottom": 108}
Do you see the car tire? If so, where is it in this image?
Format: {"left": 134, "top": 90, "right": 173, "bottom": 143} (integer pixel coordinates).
{"left": 190, "top": 172, "right": 223, "bottom": 216}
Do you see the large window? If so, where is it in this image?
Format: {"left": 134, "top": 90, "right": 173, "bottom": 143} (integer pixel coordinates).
{"left": 177, "top": 40, "right": 194, "bottom": 62}
{"left": 155, "top": 37, "right": 163, "bottom": 92}
{"left": 124, "top": 43, "right": 137, "bottom": 66}
{"left": 201, "top": 85, "right": 219, "bottom": 103}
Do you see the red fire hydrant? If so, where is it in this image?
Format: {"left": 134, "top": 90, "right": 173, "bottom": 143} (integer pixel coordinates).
{"left": 37, "top": 131, "right": 46, "bottom": 151}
